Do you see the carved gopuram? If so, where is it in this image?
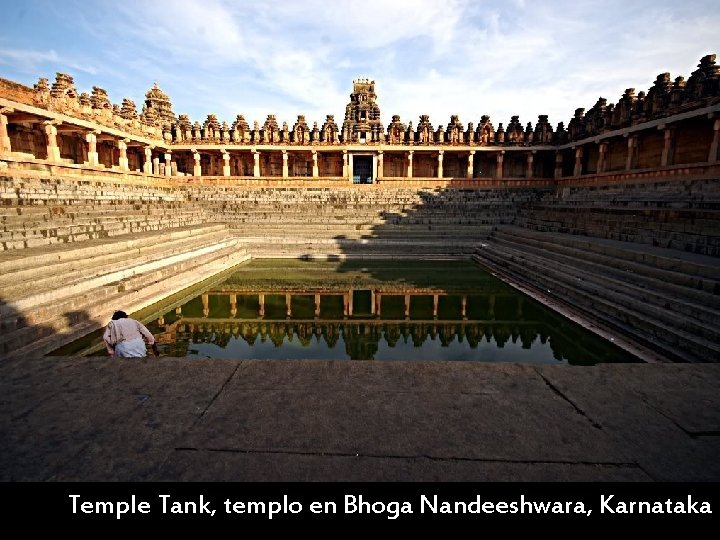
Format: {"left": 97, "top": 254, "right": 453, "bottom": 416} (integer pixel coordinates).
{"left": 0, "top": 55, "right": 718, "bottom": 363}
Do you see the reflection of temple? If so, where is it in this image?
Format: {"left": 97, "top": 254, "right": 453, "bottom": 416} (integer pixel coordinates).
{"left": 180, "top": 287, "right": 521, "bottom": 320}
{"left": 147, "top": 286, "right": 633, "bottom": 364}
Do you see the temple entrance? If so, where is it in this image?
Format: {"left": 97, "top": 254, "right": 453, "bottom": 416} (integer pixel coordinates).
{"left": 352, "top": 155, "right": 373, "bottom": 184}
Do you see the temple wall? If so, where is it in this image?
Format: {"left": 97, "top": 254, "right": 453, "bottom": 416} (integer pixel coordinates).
{"left": 605, "top": 139, "right": 626, "bottom": 171}
{"left": 413, "top": 154, "right": 436, "bottom": 177}
{"left": 319, "top": 153, "right": 342, "bottom": 177}
{"left": 637, "top": 130, "right": 664, "bottom": 169}
{"left": 675, "top": 118, "right": 714, "bottom": 165}
{"left": 384, "top": 154, "right": 405, "bottom": 177}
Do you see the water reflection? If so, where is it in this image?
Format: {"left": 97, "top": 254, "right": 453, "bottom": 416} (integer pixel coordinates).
{"left": 56, "top": 260, "right": 642, "bottom": 364}
{"left": 144, "top": 288, "right": 640, "bottom": 365}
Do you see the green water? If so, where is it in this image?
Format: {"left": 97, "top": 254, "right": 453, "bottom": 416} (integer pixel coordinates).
{"left": 53, "top": 259, "right": 643, "bottom": 365}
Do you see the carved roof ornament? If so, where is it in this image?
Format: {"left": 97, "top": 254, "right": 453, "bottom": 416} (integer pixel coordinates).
{"left": 232, "top": 114, "right": 250, "bottom": 131}
{"left": 686, "top": 54, "right": 719, "bottom": 100}
{"left": 176, "top": 113, "right": 192, "bottom": 130}
{"left": 144, "top": 81, "right": 175, "bottom": 127}
{"left": 91, "top": 86, "right": 111, "bottom": 109}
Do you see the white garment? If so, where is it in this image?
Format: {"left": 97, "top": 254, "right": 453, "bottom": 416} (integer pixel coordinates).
{"left": 114, "top": 337, "right": 149, "bottom": 358}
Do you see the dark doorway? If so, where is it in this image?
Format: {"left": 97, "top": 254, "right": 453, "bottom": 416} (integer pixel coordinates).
{"left": 353, "top": 156, "right": 373, "bottom": 184}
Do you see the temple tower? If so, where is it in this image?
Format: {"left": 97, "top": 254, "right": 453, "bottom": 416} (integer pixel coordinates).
{"left": 342, "top": 78, "right": 383, "bottom": 143}
{"left": 142, "top": 82, "right": 176, "bottom": 127}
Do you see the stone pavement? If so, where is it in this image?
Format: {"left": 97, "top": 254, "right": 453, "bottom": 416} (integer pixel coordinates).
{"left": 1, "top": 355, "right": 719, "bottom": 482}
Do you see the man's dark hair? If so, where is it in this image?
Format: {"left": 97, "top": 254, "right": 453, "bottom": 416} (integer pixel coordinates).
{"left": 111, "top": 310, "right": 128, "bottom": 320}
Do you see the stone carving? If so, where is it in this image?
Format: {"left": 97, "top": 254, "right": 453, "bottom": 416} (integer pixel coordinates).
{"left": 446, "top": 115, "right": 464, "bottom": 144}
{"left": 262, "top": 114, "right": 280, "bottom": 143}
{"left": 506, "top": 115, "right": 524, "bottom": 144}
{"left": 144, "top": 82, "right": 175, "bottom": 127}
{"left": 11, "top": 57, "right": 719, "bottom": 148}
{"left": 568, "top": 108, "right": 586, "bottom": 140}
{"left": 685, "top": 54, "right": 720, "bottom": 101}
{"left": 204, "top": 114, "right": 221, "bottom": 140}
{"left": 292, "top": 115, "right": 310, "bottom": 144}
{"left": 406, "top": 121, "right": 414, "bottom": 144}
{"left": 342, "top": 78, "right": 383, "bottom": 143}
{"left": 533, "top": 115, "right": 553, "bottom": 144}
{"left": 646, "top": 73, "right": 672, "bottom": 116}
{"left": 477, "top": 115, "right": 494, "bottom": 146}
{"left": 495, "top": 122, "right": 505, "bottom": 144}
{"left": 321, "top": 115, "right": 339, "bottom": 143}
{"left": 120, "top": 99, "right": 138, "bottom": 120}
{"left": 232, "top": 115, "right": 251, "bottom": 143}
{"left": 386, "top": 115, "right": 405, "bottom": 144}
{"left": 311, "top": 121, "right": 320, "bottom": 143}
{"left": 417, "top": 115, "right": 434, "bottom": 144}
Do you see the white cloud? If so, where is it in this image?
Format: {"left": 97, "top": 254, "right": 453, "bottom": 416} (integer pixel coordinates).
{"left": 1, "top": 0, "right": 717, "bottom": 131}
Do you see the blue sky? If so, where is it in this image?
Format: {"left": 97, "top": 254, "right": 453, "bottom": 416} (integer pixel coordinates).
{"left": 0, "top": 0, "right": 717, "bottom": 131}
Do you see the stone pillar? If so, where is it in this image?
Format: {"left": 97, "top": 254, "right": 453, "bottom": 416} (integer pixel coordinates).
{"left": 495, "top": 151, "right": 504, "bottom": 178}
{"left": 86, "top": 132, "right": 99, "bottom": 166}
{"left": 348, "top": 289, "right": 353, "bottom": 316}
{"left": 370, "top": 290, "right": 376, "bottom": 315}
{"left": 461, "top": 295, "right": 467, "bottom": 320}
{"left": 554, "top": 151, "right": 563, "bottom": 179}
{"left": 348, "top": 154, "right": 354, "bottom": 183}
{"left": 343, "top": 293, "right": 349, "bottom": 317}
{"left": 407, "top": 151, "right": 414, "bottom": 178}
{"left": 192, "top": 150, "right": 202, "bottom": 176}
{"left": 253, "top": 151, "right": 260, "bottom": 177}
{"left": 525, "top": 152, "right": 534, "bottom": 178}
{"left": 144, "top": 146, "right": 153, "bottom": 174}
{"left": 404, "top": 294, "right": 410, "bottom": 319}
{"left": 229, "top": 294, "right": 237, "bottom": 318}
{"left": 314, "top": 293, "right": 321, "bottom": 318}
{"left": 0, "top": 108, "right": 13, "bottom": 154}
{"left": 573, "top": 147, "right": 583, "bottom": 176}
{"left": 433, "top": 294, "right": 439, "bottom": 319}
{"left": 258, "top": 293, "right": 265, "bottom": 318}
{"left": 118, "top": 139, "right": 129, "bottom": 171}
{"left": 597, "top": 142, "right": 608, "bottom": 173}
{"left": 377, "top": 151, "right": 384, "bottom": 179}
{"left": 153, "top": 156, "right": 160, "bottom": 176}
{"left": 282, "top": 150, "right": 289, "bottom": 178}
{"left": 376, "top": 293, "right": 382, "bottom": 317}
{"left": 44, "top": 122, "right": 60, "bottom": 162}
{"left": 437, "top": 150, "right": 444, "bottom": 178}
{"left": 164, "top": 151, "right": 173, "bottom": 176}
{"left": 311, "top": 150, "right": 318, "bottom": 178}
{"left": 202, "top": 293, "right": 209, "bottom": 317}
{"left": 710, "top": 118, "right": 720, "bottom": 163}
{"left": 625, "top": 135, "right": 638, "bottom": 171}
{"left": 286, "top": 293, "right": 292, "bottom": 318}
{"left": 222, "top": 151, "right": 231, "bottom": 176}
{"left": 342, "top": 150, "right": 348, "bottom": 178}
{"left": 467, "top": 150, "right": 475, "bottom": 178}
{"left": 661, "top": 127, "right": 676, "bottom": 167}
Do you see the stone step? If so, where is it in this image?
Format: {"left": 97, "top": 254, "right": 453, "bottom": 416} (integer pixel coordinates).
{"left": 489, "top": 234, "right": 719, "bottom": 321}
{"left": 482, "top": 239, "right": 720, "bottom": 343}
{"left": 1, "top": 245, "right": 251, "bottom": 359}
{"left": 494, "top": 226, "right": 720, "bottom": 282}
{"left": 475, "top": 246, "right": 720, "bottom": 363}
{"left": 0, "top": 223, "right": 229, "bottom": 273}
{"left": 0, "top": 228, "right": 234, "bottom": 300}
{"left": 0, "top": 237, "right": 246, "bottom": 329}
